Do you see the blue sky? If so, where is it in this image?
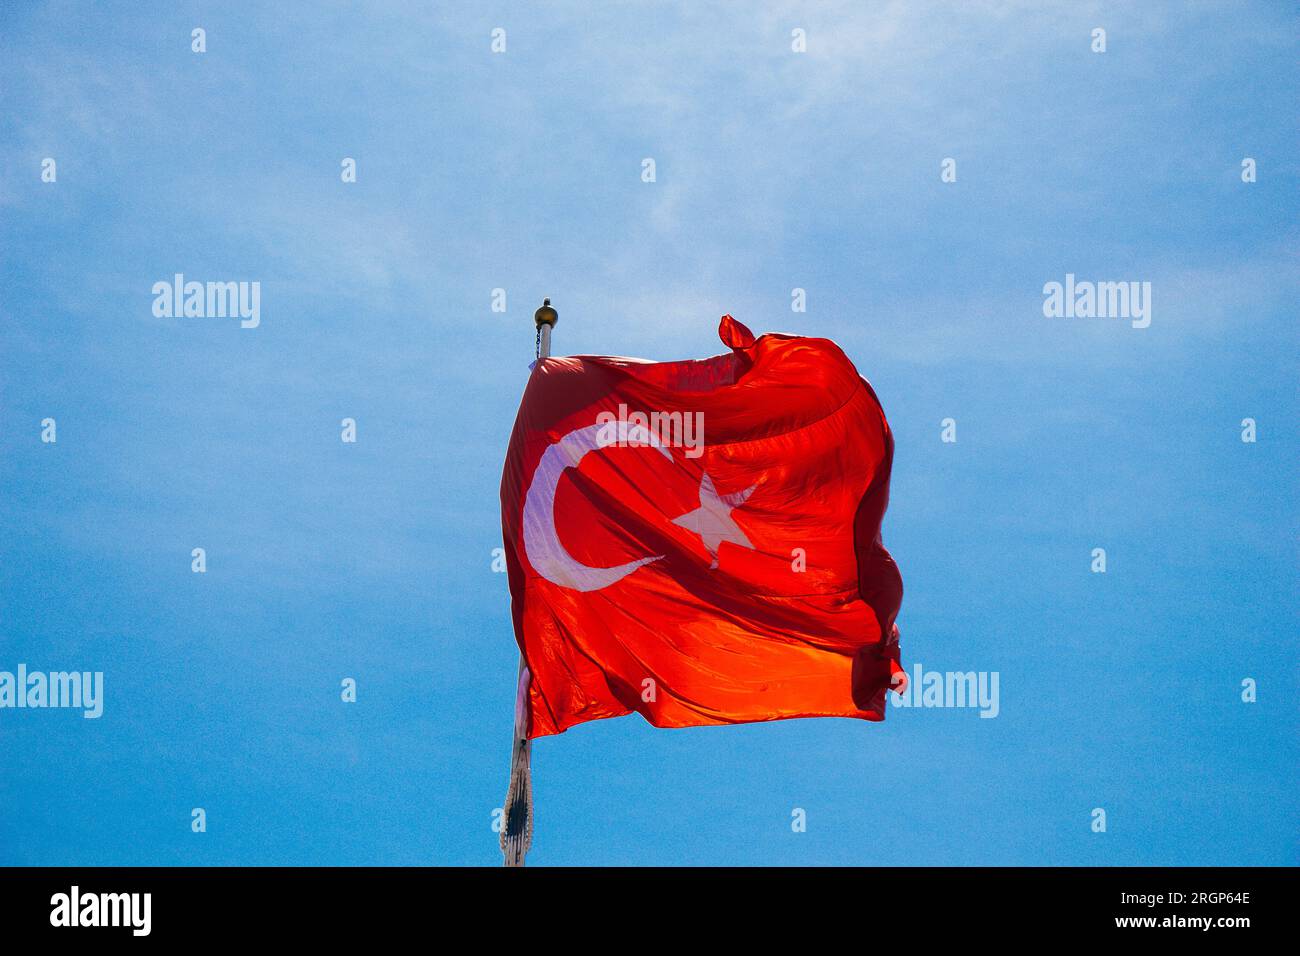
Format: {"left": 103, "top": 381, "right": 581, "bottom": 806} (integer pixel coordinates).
{"left": 0, "top": 1, "right": 1295, "bottom": 865}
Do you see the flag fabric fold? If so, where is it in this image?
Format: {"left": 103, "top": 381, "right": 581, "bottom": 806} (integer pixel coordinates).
{"left": 500, "top": 316, "right": 904, "bottom": 738}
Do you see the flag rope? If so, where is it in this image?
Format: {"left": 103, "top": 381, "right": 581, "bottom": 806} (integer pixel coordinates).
{"left": 500, "top": 662, "right": 533, "bottom": 866}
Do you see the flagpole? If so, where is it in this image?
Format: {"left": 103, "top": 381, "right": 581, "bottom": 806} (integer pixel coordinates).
{"left": 501, "top": 297, "right": 558, "bottom": 867}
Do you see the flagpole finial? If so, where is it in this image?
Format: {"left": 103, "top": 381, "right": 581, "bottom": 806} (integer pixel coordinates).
{"left": 534, "top": 298, "right": 558, "bottom": 328}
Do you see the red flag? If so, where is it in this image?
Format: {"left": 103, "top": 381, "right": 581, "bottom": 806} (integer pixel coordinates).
{"left": 500, "top": 316, "right": 904, "bottom": 738}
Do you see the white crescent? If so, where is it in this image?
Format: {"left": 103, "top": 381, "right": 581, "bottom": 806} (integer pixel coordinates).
{"left": 522, "top": 421, "right": 671, "bottom": 592}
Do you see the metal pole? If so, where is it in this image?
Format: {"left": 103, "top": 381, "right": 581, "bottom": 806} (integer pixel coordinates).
{"left": 501, "top": 298, "right": 558, "bottom": 867}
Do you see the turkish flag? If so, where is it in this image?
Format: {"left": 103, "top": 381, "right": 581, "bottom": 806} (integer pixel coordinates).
{"left": 500, "top": 316, "right": 904, "bottom": 738}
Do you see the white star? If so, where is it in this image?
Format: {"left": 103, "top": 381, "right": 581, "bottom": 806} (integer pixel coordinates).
{"left": 672, "top": 473, "right": 757, "bottom": 569}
